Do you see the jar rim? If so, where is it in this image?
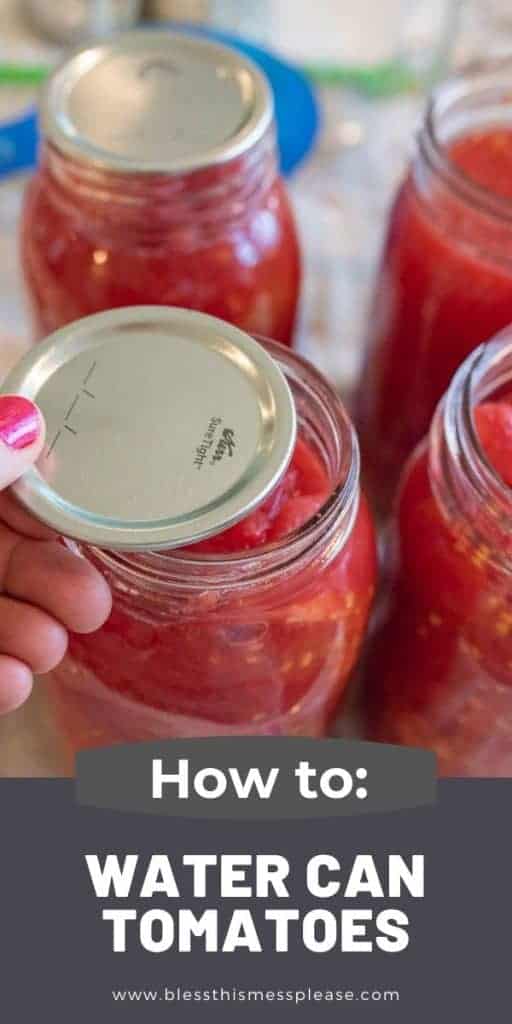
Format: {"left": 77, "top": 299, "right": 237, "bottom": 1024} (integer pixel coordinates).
{"left": 84, "top": 341, "right": 361, "bottom": 592}
{"left": 431, "top": 328, "right": 512, "bottom": 574}
{"left": 421, "top": 57, "right": 512, "bottom": 224}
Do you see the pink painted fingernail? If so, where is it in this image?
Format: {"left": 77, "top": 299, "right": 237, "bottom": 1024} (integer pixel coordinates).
{"left": 0, "top": 396, "right": 41, "bottom": 451}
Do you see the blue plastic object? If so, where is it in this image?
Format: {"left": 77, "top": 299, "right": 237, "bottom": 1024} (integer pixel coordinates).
{"left": 0, "top": 23, "right": 319, "bottom": 180}
{"left": 0, "top": 105, "right": 38, "bottom": 179}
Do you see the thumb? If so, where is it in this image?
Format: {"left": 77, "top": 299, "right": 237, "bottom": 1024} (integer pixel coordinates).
{"left": 0, "top": 395, "right": 45, "bottom": 490}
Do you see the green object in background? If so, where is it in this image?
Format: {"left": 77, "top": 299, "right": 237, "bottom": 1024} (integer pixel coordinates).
{"left": 304, "top": 60, "right": 418, "bottom": 97}
{"left": 0, "top": 58, "right": 419, "bottom": 97}
{"left": 0, "top": 63, "right": 49, "bottom": 86}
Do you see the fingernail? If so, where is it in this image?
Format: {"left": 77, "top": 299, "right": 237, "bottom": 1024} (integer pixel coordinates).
{"left": 0, "top": 395, "right": 41, "bottom": 451}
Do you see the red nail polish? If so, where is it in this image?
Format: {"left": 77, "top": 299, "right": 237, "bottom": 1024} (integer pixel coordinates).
{"left": 0, "top": 395, "right": 41, "bottom": 451}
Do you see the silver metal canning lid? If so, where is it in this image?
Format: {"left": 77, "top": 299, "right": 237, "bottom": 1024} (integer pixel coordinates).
{"left": 39, "top": 29, "right": 273, "bottom": 174}
{"left": 1, "top": 307, "right": 296, "bottom": 550}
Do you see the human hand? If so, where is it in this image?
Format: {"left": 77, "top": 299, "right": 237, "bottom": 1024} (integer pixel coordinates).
{"left": 0, "top": 395, "right": 112, "bottom": 713}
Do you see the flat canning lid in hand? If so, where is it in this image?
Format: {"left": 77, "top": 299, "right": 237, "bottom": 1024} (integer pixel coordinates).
{"left": 0, "top": 306, "right": 296, "bottom": 550}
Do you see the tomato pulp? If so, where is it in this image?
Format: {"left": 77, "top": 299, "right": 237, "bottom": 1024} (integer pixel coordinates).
{"left": 365, "top": 399, "right": 512, "bottom": 776}
{"left": 357, "top": 128, "right": 512, "bottom": 513}
{"left": 52, "top": 435, "right": 376, "bottom": 751}
{"left": 21, "top": 153, "right": 301, "bottom": 346}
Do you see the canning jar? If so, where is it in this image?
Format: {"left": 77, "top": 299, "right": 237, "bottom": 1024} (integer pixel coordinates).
{"left": 2, "top": 307, "right": 376, "bottom": 756}
{"left": 364, "top": 328, "right": 512, "bottom": 777}
{"left": 356, "top": 59, "right": 512, "bottom": 513}
{"left": 21, "top": 30, "right": 301, "bottom": 345}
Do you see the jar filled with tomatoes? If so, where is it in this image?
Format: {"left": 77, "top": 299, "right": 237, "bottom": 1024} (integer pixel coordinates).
{"left": 21, "top": 31, "right": 301, "bottom": 345}
{"left": 365, "top": 327, "right": 512, "bottom": 776}
{"left": 3, "top": 307, "right": 376, "bottom": 756}
{"left": 356, "top": 59, "right": 512, "bottom": 513}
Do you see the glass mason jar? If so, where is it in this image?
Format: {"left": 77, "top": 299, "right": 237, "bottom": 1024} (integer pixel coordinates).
{"left": 45, "top": 339, "right": 376, "bottom": 757}
{"left": 356, "top": 59, "right": 512, "bottom": 514}
{"left": 364, "top": 328, "right": 512, "bottom": 777}
{"left": 20, "top": 31, "right": 301, "bottom": 345}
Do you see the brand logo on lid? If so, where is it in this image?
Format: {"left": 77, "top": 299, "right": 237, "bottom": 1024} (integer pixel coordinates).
{"left": 193, "top": 419, "right": 237, "bottom": 471}
{"left": 211, "top": 427, "right": 236, "bottom": 465}
{"left": 194, "top": 416, "right": 222, "bottom": 471}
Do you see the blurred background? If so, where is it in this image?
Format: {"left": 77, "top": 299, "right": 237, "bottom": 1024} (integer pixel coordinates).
{"left": 1, "top": 0, "right": 509, "bottom": 386}
{"left": 0, "top": 0, "right": 509, "bottom": 773}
